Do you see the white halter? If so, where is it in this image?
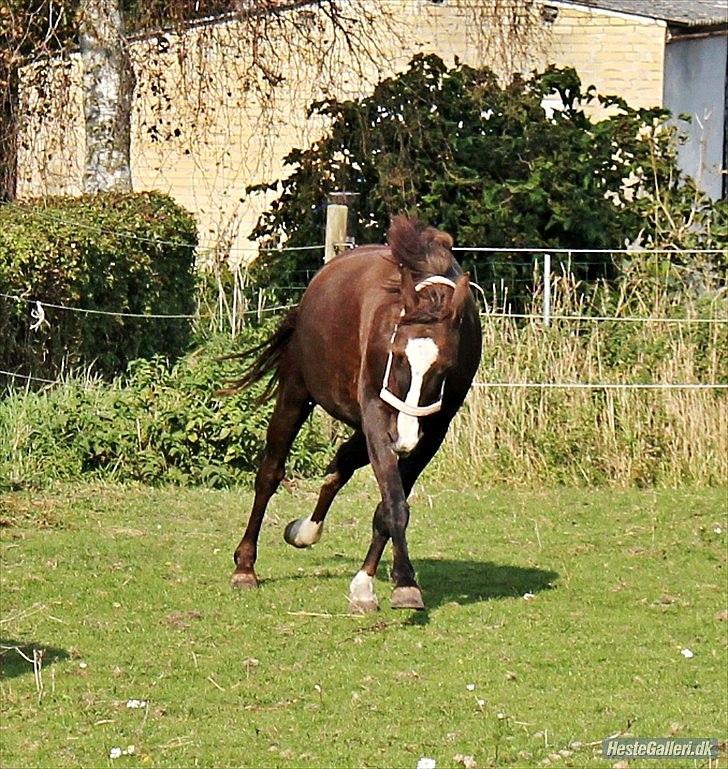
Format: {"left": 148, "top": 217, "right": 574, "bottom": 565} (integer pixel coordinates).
{"left": 379, "top": 275, "right": 457, "bottom": 417}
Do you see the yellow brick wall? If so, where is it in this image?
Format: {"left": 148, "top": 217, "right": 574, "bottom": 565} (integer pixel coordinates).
{"left": 17, "top": 1, "right": 667, "bottom": 265}
{"left": 541, "top": 2, "right": 666, "bottom": 111}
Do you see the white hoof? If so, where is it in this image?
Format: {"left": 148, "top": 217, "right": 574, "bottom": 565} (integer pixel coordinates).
{"left": 348, "top": 598, "right": 379, "bottom": 615}
{"left": 348, "top": 570, "right": 379, "bottom": 613}
{"left": 284, "top": 516, "right": 323, "bottom": 548}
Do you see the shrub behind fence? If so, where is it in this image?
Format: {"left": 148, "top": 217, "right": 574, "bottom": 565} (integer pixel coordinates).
{"left": 0, "top": 192, "right": 198, "bottom": 379}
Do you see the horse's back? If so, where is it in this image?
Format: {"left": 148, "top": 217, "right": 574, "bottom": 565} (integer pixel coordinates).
{"left": 297, "top": 245, "right": 397, "bottom": 327}
{"left": 291, "top": 246, "right": 398, "bottom": 423}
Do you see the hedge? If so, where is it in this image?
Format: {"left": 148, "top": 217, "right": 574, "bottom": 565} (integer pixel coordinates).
{"left": 0, "top": 331, "right": 335, "bottom": 490}
{"left": 0, "top": 191, "right": 198, "bottom": 379}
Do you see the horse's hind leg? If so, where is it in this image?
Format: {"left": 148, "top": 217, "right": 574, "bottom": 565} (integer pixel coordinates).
{"left": 231, "top": 376, "right": 312, "bottom": 589}
{"left": 284, "top": 430, "right": 368, "bottom": 548}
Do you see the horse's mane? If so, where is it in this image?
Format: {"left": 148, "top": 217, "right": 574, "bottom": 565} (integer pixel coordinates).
{"left": 387, "top": 215, "right": 460, "bottom": 324}
{"left": 388, "top": 215, "right": 455, "bottom": 277}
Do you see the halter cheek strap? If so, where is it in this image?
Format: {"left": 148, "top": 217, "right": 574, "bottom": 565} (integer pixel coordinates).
{"left": 379, "top": 275, "right": 457, "bottom": 417}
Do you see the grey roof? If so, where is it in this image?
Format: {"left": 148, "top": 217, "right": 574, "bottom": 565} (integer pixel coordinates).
{"left": 563, "top": 0, "right": 728, "bottom": 27}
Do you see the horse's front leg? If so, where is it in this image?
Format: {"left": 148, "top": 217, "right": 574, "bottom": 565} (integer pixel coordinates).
{"left": 361, "top": 427, "right": 425, "bottom": 611}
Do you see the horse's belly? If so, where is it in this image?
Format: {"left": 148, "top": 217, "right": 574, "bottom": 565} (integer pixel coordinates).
{"left": 313, "top": 390, "right": 361, "bottom": 427}
{"left": 300, "top": 348, "right": 361, "bottom": 427}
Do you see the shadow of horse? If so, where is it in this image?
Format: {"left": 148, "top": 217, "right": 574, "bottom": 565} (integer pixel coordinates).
{"left": 262, "top": 555, "right": 557, "bottom": 621}
{"left": 399, "top": 558, "right": 558, "bottom": 625}
{"left": 0, "top": 639, "right": 69, "bottom": 680}
{"left": 413, "top": 558, "right": 558, "bottom": 609}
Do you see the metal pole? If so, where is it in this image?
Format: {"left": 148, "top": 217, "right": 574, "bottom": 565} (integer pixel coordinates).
{"left": 543, "top": 252, "right": 551, "bottom": 327}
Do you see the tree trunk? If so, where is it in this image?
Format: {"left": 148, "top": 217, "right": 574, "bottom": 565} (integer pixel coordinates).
{"left": 0, "top": 62, "right": 18, "bottom": 203}
{"left": 78, "top": 0, "right": 135, "bottom": 193}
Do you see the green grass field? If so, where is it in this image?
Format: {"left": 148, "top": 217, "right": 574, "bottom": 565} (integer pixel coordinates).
{"left": 1, "top": 479, "right": 726, "bottom": 768}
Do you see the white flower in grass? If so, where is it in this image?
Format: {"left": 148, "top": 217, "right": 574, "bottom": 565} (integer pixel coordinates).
{"left": 109, "top": 745, "right": 135, "bottom": 758}
{"left": 417, "top": 758, "right": 436, "bottom": 769}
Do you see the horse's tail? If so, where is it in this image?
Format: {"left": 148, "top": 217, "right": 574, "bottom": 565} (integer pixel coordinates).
{"left": 388, "top": 215, "right": 454, "bottom": 276}
{"left": 217, "top": 307, "right": 298, "bottom": 402}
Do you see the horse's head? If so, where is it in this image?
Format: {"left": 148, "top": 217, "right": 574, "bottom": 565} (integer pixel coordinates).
{"left": 382, "top": 269, "right": 472, "bottom": 456}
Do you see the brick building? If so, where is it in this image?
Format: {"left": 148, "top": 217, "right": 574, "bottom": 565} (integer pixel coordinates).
{"left": 18, "top": 0, "right": 727, "bottom": 262}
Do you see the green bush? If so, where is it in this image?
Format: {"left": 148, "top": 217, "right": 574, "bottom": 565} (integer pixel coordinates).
{"left": 248, "top": 55, "right": 725, "bottom": 303}
{"left": 0, "top": 329, "right": 333, "bottom": 490}
{"left": 0, "top": 191, "right": 198, "bottom": 379}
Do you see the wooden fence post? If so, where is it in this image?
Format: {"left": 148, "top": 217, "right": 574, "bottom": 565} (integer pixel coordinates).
{"left": 324, "top": 191, "right": 359, "bottom": 262}
{"left": 324, "top": 203, "right": 348, "bottom": 263}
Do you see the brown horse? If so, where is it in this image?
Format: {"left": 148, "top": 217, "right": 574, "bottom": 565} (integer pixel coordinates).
{"left": 225, "top": 216, "right": 482, "bottom": 612}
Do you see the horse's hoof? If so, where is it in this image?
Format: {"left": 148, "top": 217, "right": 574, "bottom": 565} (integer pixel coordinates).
{"left": 284, "top": 516, "right": 323, "bottom": 548}
{"left": 230, "top": 570, "right": 258, "bottom": 589}
{"left": 348, "top": 598, "right": 379, "bottom": 615}
{"left": 391, "top": 586, "right": 425, "bottom": 610}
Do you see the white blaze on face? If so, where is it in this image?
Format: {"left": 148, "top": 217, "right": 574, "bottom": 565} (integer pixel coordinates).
{"left": 393, "top": 337, "right": 440, "bottom": 454}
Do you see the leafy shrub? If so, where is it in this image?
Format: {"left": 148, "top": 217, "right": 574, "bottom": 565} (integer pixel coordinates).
{"left": 0, "top": 327, "right": 333, "bottom": 491}
{"left": 247, "top": 54, "right": 725, "bottom": 303}
{"left": 0, "top": 191, "right": 198, "bottom": 379}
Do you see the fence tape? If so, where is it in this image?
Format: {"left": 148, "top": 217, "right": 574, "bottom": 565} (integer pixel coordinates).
{"left": 3, "top": 203, "right": 724, "bottom": 257}
{"left": 472, "top": 382, "right": 728, "bottom": 390}
{"left": 0, "top": 292, "right": 295, "bottom": 321}
{"left": 1, "top": 369, "right": 58, "bottom": 385}
{"left": 453, "top": 246, "right": 727, "bottom": 254}
{"left": 3, "top": 367, "right": 725, "bottom": 392}
{"left": 2, "top": 291, "right": 724, "bottom": 326}
{"left": 480, "top": 310, "right": 728, "bottom": 324}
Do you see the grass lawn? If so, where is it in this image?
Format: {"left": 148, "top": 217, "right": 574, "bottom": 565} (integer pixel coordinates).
{"left": 0, "top": 479, "right": 726, "bottom": 768}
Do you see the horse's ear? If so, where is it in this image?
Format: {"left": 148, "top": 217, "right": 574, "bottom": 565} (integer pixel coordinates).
{"left": 425, "top": 228, "right": 453, "bottom": 251}
{"left": 450, "top": 273, "right": 471, "bottom": 322}
{"left": 400, "top": 266, "right": 418, "bottom": 315}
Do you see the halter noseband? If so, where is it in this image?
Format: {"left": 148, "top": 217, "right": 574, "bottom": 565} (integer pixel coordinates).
{"left": 379, "top": 275, "right": 457, "bottom": 417}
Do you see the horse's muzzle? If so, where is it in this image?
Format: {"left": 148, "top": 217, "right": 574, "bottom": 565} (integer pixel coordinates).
{"left": 392, "top": 425, "right": 422, "bottom": 456}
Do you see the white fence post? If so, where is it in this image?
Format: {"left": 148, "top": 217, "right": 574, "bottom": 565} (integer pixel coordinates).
{"left": 543, "top": 252, "right": 551, "bottom": 327}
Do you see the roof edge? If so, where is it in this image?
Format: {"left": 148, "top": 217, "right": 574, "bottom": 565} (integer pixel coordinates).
{"left": 547, "top": 0, "right": 668, "bottom": 25}
{"left": 549, "top": 0, "right": 728, "bottom": 28}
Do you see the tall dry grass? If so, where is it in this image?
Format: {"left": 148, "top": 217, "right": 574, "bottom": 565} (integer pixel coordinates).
{"left": 439, "top": 269, "right": 727, "bottom": 486}
{"left": 2, "top": 263, "right": 725, "bottom": 489}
